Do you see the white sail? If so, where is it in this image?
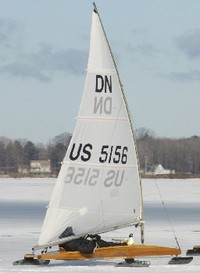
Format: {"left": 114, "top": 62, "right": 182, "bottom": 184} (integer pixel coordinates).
{"left": 38, "top": 6, "right": 142, "bottom": 247}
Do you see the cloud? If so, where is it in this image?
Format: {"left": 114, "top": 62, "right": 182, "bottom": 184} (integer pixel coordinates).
{"left": 0, "top": 43, "right": 87, "bottom": 82}
{"left": 0, "top": 17, "right": 23, "bottom": 49}
{"left": 131, "top": 27, "right": 149, "bottom": 37}
{"left": 176, "top": 29, "right": 200, "bottom": 58}
{"left": 30, "top": 44, "right": 87, "bottom": 75}
{"left": 163, "top": 69, "right": 200, "bottom": 82}
{"left": 0, "top": 62, "right": 50, "bottom": 82}
{"left": 127, "top": 42, "right": 158, "bottom": 56}
{"left": 0, "top": 17, "right": 87, "bottom": 82}
{"left": 135, "top": 43, "right": 158, "bottom": 56}
{"left": 0, "top": 18, "right": 15, "bottom": 45}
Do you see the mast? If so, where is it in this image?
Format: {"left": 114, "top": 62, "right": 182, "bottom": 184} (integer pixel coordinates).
{"left": 93, "top": 2, "right": 145, "bottom": 244}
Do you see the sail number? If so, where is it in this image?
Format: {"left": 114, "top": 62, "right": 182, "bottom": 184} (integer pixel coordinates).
{"left": 65, "top": 167, "right": 99, "bottom": 186}
{"left": 69, "top": 143, "right": 128, "bottom": 164}
{"left": 99, "top": 145, "right": 128, "bottom": 164}
{"left": 65, "top": 166, "right": 124, "bottom": 187}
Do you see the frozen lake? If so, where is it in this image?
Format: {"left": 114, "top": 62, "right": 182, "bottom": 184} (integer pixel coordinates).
{"left": 0, "top": 178, "right": 200, "bottom": 272}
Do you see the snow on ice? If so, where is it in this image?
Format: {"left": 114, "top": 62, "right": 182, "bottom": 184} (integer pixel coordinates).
{"left": 0, "top": 178, "right": 200, "bottom": 272}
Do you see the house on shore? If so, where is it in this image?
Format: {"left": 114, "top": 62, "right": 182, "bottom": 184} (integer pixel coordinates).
{"left": 150, "top": 164, "right": 175, "bottom": 175}
{"left": 29, "top": 160, "right": 51, "bottom": 176}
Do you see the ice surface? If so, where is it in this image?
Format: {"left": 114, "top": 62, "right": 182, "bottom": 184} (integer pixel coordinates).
{"left": 0, "top": 178, "right": 200, "bottom": 272}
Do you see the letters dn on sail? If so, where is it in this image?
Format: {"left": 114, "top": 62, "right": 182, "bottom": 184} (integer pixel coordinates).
{"left": 94, "top": 75, "right": 112, "bottom": 115}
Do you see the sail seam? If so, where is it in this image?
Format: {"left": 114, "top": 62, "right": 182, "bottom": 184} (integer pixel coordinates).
{"left": 62, "top": 161, "right": 138, "bottom": 168}
{"left": 85, "top": 68, "right": 116, "bottom": 73}
{"left": 77, "top": 116, "right": 129, "bottom": 121}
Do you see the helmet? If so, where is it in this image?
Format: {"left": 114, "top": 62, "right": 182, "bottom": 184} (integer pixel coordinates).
{"left": 129, "top": 233, "right": 133, "bottom": 237}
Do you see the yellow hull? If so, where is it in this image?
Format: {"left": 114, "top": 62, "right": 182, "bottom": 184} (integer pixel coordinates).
{"left": 27, "top": 244, "right": 181, "bottom": 261}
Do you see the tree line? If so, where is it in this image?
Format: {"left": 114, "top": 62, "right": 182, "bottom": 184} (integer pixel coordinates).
{"left": 1, "top": 129, "right": 200, "bottom": 177}
{"left": 0, "top": 133, "right": 71, "bottom": 175}
{"left": 137, "top": 128, "right": 200, "bottom": 176}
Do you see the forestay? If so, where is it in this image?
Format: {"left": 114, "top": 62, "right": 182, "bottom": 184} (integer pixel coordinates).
{"left": 38, "top": 6, "right": 142, "bottom": 247}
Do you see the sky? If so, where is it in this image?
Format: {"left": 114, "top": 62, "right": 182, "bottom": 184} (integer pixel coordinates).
{"left": 0, "top": 0, "right": 200, "bottom": 144}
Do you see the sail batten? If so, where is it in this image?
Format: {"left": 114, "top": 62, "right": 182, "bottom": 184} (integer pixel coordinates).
{"left": 37, "top": 5, "right": 143, "bottom": 248}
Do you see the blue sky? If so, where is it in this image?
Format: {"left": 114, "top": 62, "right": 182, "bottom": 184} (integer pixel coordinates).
{"left": 0, "top": 0, "right": 200, "bottom": 143}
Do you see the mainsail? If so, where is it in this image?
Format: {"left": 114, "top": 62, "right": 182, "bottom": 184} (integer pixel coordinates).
{"left": 37, "top": 4, "right": 143, "bottom": 248}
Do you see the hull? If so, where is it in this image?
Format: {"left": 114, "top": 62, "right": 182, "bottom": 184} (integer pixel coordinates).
{"left": 31, "top": 244, "right": 181, "bottom": 261}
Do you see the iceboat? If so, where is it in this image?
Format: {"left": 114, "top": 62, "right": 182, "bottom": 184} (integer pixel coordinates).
{"left": 15, "top": 2, "right": 186, "bottom": 267}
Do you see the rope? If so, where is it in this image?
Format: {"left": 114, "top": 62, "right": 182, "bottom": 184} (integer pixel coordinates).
{"left": 154, "top": 180, "right": 181, "bottom": 250}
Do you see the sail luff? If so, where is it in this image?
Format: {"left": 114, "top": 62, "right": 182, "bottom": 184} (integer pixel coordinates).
{"left": 92, "top": 3, "right": 144, "bottom": 226}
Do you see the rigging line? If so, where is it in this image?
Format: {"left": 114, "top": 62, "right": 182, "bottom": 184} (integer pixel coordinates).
{"left": 154, "top": 179, "right": 181, "bottom": 250}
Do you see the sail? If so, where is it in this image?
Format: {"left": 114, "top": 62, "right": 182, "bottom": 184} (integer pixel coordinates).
{"left": 38, "top": 6, "right": 142, "bottom": 247}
